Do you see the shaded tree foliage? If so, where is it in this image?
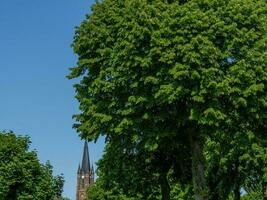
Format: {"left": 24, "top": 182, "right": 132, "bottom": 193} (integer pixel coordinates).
{"left": 92, "top": 133, "right": 192, "bottom": 199}
{"left": 86, "top": 140, "right": 194, "bottom": 200}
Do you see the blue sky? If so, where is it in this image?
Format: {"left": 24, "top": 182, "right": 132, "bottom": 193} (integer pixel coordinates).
{"left": 0, "top": 1, "right": 104, "bottom": 199}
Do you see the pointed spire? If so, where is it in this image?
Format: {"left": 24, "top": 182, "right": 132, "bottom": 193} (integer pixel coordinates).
{"left": 81, "top": 141, "right": 90, "bottom": 173}
{"left": 91, "top": 164, "right": 94, "bottom": 173}
{"left": 77, "top": 163, "right": 81, "bottom": 174}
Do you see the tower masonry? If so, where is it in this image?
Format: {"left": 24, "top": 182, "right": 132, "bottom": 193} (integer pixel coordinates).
{"left": 76, "top": 141, "right": 94, "bottom": 200}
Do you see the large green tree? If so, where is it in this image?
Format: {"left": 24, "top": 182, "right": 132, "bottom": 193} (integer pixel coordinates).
{"left": 0, "top": 131, "right": 67, "bottom": 200}
{"left": 69, "top": 0, "right": 267, "bottom": 199}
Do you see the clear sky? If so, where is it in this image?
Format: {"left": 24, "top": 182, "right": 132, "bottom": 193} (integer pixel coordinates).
{"left": 0, "top": 1, "right": 104, "bottom": 199}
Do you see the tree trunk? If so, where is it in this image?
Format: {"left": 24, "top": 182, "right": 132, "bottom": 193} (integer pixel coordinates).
{"left": 263, "top": 148, "right": 267, "bottom": 200}
{"left": 160, "top": 174, "right": 170, "bottom": 200}
{"left": 189, "top": 130, "right": 208, "bottom": 200}
{"left": 262, "top": 148, "right": 267, "bottom": 200}
{"left": 233, "top": 182, "right": 240, "bottom": 200}
{"left": 233, "top": 161, "right": 240, "bottom": 200}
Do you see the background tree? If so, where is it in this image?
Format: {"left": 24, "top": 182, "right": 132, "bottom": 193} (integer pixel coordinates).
{"left": 86, "top": 176, "right": 137, "bottom": 200}
{"left": 0, "top": 131, "right": 67, "bottom": 200}
{"left": 69, "top": 0, "right": 267, "bottom": 199}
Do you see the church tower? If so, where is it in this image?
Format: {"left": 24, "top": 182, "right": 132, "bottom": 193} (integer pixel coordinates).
{"left": 76, "top": 141, "right": 95, "bottom": 200}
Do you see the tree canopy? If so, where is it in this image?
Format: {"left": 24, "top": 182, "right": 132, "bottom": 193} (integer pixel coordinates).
{"left": 0, "top": 131, "right": 67, "bottom": 200}
{"left": 69, "top": 0, "right": 267, "bottom": 199}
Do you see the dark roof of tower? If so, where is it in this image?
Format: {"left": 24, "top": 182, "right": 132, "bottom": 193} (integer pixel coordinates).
{"left": 81, "top": 141, "right": 90, "bottom": 173}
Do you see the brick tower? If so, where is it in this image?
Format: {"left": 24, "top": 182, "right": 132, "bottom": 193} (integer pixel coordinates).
{"left": 76, "top": 141, "right": 94, "bottom": 200}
